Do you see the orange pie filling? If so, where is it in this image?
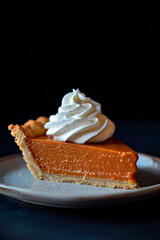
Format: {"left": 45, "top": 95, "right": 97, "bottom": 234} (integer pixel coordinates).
{"left": 25, "top": 136, "right": 138, "bottom": 184}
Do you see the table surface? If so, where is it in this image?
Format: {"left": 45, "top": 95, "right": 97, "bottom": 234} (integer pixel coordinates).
{"left": 0, "top": 120, "right": 160, "bottom": 240}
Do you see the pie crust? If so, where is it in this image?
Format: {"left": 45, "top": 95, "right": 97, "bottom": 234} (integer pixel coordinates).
{"left": 9, "top": 117, "right": 139, "bottom": 189}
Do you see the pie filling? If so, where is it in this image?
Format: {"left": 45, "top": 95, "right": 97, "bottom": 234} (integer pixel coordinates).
{"left": 25, "top": 136, "right": 138, "bottom": 184}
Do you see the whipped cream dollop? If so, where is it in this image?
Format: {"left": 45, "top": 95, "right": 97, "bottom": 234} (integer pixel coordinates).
{"left": 45, "top": 89, "right": 115, "bottom": 144}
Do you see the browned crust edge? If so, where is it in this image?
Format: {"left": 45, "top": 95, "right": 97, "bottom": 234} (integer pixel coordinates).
{"left": 9, "top": 116, "right": 49, "bottom": 139}
{"left": 8, "top": 124, "right": 44, "bottom": 179}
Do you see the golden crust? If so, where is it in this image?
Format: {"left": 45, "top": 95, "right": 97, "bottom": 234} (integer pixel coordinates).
{"left": 9, "top": 116, "right": 49, "bottom": 139}
{"left": 8, "top": 123, "right": 44, "bottom": 178}
{"left": 35, "top": 172, "right": 138, "bottom": 189}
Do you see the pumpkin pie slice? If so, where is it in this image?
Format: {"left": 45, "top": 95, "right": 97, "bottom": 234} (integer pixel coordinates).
{"left": 8, "top": 116, "right": 139, "bottom": 189}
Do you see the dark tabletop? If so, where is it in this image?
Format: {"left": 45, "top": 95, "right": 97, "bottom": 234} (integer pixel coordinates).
{"left": 0, "top": 120, "right": 160, "bottom": 240}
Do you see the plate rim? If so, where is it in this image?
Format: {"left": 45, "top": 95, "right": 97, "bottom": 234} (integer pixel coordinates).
{"left": 0, "top": 153, "right": 160, "bottom": 204}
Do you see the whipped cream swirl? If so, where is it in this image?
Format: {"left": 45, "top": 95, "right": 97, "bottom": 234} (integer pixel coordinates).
{"left": 45, "top": 89, "right": 115, "bottom": 144}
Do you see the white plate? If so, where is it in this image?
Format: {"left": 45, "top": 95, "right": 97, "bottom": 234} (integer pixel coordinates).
{"left": 0, "top": 153, "right": 160, "bottom": 208}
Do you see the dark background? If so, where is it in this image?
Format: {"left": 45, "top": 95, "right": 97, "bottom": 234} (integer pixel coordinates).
{"left": 1, "top": 9, "right": 160, "bottom": 156}
{"left": 0, "top": 7, "right": 160, "bottom": 240}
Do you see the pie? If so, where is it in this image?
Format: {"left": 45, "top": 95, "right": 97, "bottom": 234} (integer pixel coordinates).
{"left": 8, "top": 116, "right": 139, "bottom": 189}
